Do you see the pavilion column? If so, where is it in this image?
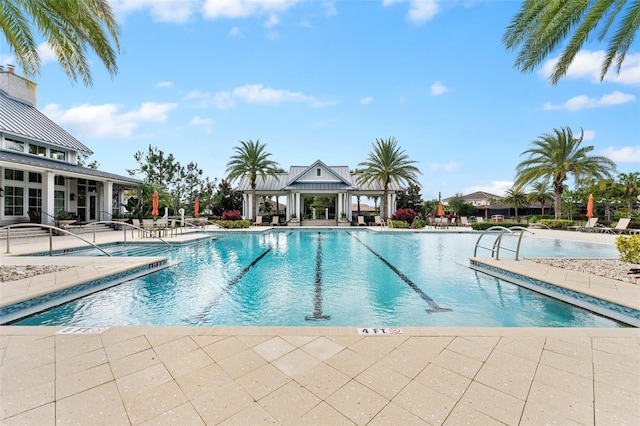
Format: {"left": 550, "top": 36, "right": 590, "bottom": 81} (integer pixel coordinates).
{"left": 391, "top": 193, "right": 397, "bottom": 216}
{"left": 242, "top": 193, "right": 248, "bottom": 219}
{"left": 42, "top": 171, "right": 55, "bottom": 225}
{"left": 337, "top": 193, "right": 343, "bottom": 220}
{"left": 295, "top": 193, "right": 301, "bottom": 219}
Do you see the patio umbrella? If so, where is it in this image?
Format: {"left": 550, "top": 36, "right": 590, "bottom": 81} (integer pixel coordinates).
{"left": 437, "top": 201, "right": 444, "bottom": 217}
{"left": 194, "top": 198, "right": 199, "bottom": 217}
{"left": 151, "top": 191, "right": 159, "bottom": 217}
{"left": 586, "top": 194, "right": 594, "bottom": 218}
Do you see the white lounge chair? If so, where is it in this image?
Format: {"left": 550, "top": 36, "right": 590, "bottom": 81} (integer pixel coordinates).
{"left": 252, "top": 215, "right": 263, "bottom": 226}
{"left": 374, "top": 216, "right": 383, "bottom": 226}
{"left": 570, "top": 217, "right": 598, "bottom": 232}
{"left": 597, "top": 218, "right": 631, "bottom": 234}
{"left": 271, "top": 216, "right": 280, "bottom": 226}
{"left": 460, "top": 216, "right": 471, "bottom": 226}
{"left": 357, "top": 216, "right": 366, "bottom": 226}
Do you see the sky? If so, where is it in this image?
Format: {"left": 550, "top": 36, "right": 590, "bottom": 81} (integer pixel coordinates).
{"left": 1, "top": 0, "right": 639, "bottom": 201}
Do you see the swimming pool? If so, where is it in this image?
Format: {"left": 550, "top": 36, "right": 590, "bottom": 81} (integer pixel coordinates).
{"left": 14, "top": 230, "right": 625, "bottom": 327}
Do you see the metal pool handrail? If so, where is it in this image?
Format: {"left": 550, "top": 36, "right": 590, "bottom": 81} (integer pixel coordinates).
{"left": 473, "top": 226, "right": 534, "bottom": 260}
{"left": 2, "top": 223, "right": 111, "bottom": 256}
{"left": 88, "top": 220, "right": 175, "bottom": 248}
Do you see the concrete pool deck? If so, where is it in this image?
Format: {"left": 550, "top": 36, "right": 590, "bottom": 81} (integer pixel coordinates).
{"left": 1, "top": 226, "right": 639, "bottom": 425}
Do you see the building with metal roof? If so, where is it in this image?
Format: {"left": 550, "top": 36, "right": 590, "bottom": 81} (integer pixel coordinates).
{"left": 234, "top": 159, "right": 406, "bottom": 223}
{"left": 0, "top": 67, "right": 142, "bottom": 226}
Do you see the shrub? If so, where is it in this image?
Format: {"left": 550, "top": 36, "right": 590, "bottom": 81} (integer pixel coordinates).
{"left": 470, "top": 222, "right": 528, "bottom": 231}
{"left": 215, "top": 219, "right": 250, "bottom": 229}
{"left": 412, "top": 218, "right": 426, "bottom": 229}
{"left": 388, "top": 220, "right": 408, "bottom": 229}
{"left": 538, "top": 219, "right": 576, "bottom": 229}
{"left": 616, "top": 235, "right": 640, "bottom": 264}
{"left": 221, "top": 210, "right": 242, "bottom": 221}
{"left": 391, "top": 208, "right": 416, "bottom": 224}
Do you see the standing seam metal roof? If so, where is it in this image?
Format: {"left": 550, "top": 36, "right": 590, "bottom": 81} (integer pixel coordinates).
{"left": 0, "top": 91, "right": 92, "bottom": 154}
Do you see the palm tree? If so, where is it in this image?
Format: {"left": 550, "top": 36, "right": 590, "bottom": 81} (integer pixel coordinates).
{"left": 515, "top": 127, "right": 617, "bottom": 219}
{"left": 226, "top": 139, "right": 280, "bottom": 222}
{"left": 503, "top": 0, "right": 639, "bottom": 85}
{"left": 528, "top": 180, "right": 554, "bottom": 216}
{"left": 1, "top": 0, "right": 121, "bottom": 86}
{"left": 618, "top": 172, "right": 640, "bottom": 217}
{"left": 503, "top": 186, "right": 528, "bottom": 222}
{"left": 357, "top": 137, "right": 421, "bottom": 219}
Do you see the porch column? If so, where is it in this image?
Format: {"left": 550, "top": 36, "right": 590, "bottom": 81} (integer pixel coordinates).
{"left": 391, "top": 193, "right": 397, "bottom": 216}
{"left": 337, "top": 193, "right": 343, "bottom": 219}
{"left": 42, "top": 171, "right": 55, "bottom": 225}
{"left": 347, "top": 193, "right": 353, "bottom": 221}
{"left": 295, "top": 193, "right": 301, "bottom": 219}
{"left": 242, "top": 193, "right": 248, "bottom": 219}
{"left": 102, "top": 181, "right": 113, "bottom": 221}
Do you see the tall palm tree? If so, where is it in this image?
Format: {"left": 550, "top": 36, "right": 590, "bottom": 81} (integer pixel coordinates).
{"left": 357, "top": 137, "right": 421, "bottom": 219}
{"left": 503, "top": 0, "right": 639, "bottom": 85}
{"left": 618, "top": 172, "right": 640, "bottom": 217}
{"left": 503, "top": 186, "right": 529, "bottom": 222}
{"left": 528, "top": 180, "right": 554, "bottom": 216}
{"left": 0, "top": 0, "right": 121, "bottom": 86}
{"left": 226, "top": 139, "right": 279, "bottom": 222}
{"left": 515, "top": 127, "right": 617, "bottom": 219}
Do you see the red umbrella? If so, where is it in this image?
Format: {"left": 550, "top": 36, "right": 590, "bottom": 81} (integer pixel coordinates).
{"left": 151, "top": 191, "right": 159, "bottom": 217}
{"left": 437, "top": 201, "right": 444, "bottom": 217}
{"left": 586, "top": 194, "right": 594, "bottom": 218}
{"left": 194, "top": 198, "right": 199, "bottom": 217}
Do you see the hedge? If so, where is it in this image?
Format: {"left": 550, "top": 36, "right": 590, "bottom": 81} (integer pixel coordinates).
{"left": 214, "top": 219, "right": 250, "bottom": 229}
{"left": 616, "top": 235, "right": 640, "bottom": 264}
{"left": 538, "top": 219, "right": 576, "bottom": 229}
{"left": 470, "top": 222, "right": 528, "bottom": 231}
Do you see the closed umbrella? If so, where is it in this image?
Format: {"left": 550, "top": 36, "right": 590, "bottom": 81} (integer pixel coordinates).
{"left": 437, "top": 201, "right": 444, "bottom": 217}
{"left": 194, "top": 198, "right": 199, "bottom": 217}
{"left": 586, "top": 194, "right": 594, "bottom": 218}
{"left": 152, "top": 191, "right": 159, "bottom": 217}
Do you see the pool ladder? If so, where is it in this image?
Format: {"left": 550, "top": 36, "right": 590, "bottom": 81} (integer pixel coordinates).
{"left": 473, "top": 226, "right": 534, "bottom": 260}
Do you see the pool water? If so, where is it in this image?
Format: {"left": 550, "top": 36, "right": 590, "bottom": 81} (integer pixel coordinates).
{"left": 16, "top": 230, "right": 624, "bottom": 327}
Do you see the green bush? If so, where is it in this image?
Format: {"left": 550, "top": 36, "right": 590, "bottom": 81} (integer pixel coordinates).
{"left": 215, "top": 219, "right": 250, "bottom": 229}
{"left": 389, "top": 220, "right": 408, "bottom": 229}
{"left": 616, "top": 235, "right": 640, "bottom": 264}
{"left": 470, "top": 222, "right": 528, "bottom": 231}
{"left": 538, "top": 219, "right": 576, "bottom": 229}
{"left": 412, "top": 218, "right": 426, "bottom": 229}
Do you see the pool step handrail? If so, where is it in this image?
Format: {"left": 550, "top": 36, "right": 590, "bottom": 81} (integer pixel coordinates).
{"left": 473, "top": 226, "right": 534, "bottom": 260}
{"left": 1, "top": 223, "right": 112, "bottom": 256}
{"left": 88, "top": 220, "right": 175, "bottom": 248}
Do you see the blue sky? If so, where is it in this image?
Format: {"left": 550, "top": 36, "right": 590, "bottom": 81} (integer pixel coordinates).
{"left": 2, "top": 0, "right": 639, "bottom": 201}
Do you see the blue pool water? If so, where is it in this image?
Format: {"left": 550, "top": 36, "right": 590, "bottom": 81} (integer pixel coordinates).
{"left": 15, "top": 230, "right": 624, "bottom": 327}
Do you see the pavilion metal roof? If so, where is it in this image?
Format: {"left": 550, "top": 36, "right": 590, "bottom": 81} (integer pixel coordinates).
{"left": 0, "top": 89, "right": 92, "bottom": 154}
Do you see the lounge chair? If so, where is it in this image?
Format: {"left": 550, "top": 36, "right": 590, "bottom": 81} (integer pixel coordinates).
{"left": 131, "top": 218, "right": 142, "bottom": 238}
{"left": 374, "top": 216, "right": 383, "bottom": 226}
{"left": 570, "top": 217, "right": 598, "bottom": 232}
{"left": 460, "top": 216, "right": 471, "bottom": 226}
{"left": 357, "top": 216, "right": 366, "bottom": 226}
{"left": 253, "top": 215, "right": 263, "bottom": 226}
{"left": 476, "top": 217, "right": 484, "bottom": 224}
{"left": 141, "top": 219, "right": 157, "bottom": 237}
{"left": 597, "top": 218, "right": 631, "bottom": 234}
{"left": 271, "top": 216, "right": 280, "bottom": 226}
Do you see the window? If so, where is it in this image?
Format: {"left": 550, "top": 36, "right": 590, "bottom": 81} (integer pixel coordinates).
{"left": 54, "top": 190, "right": 65, "bottom": 214}
{"left": 3, "top": 186, "right": 24, "bottom": 216}
{"left": 29, "top": 144, "right": 46, "bottom": 157}
{"left": 50, "top": 149, "right": 66, "bottom": 161}
{"left": 4, "top": 169, "right": 24, "bottom": 181}
{"left": 5, "top": 138, "right": 24, "bottom": 152}
{"left": 54, "top": 175, "right": 65, "bottom": 186}
{"left": 28, "top": 172, "right": 42, "bottom": 183}
{"left": 28, "top": 188, "right": 42, "bottom": 211}
{"left": 316, "top": 168, "right": 322, "bottom": 177}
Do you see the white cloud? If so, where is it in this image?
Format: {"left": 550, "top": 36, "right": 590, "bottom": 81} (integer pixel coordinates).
{"left": 541, "top": 50, "right": 640, "bottom": 86}
{"left": 229, "top": 26, "right": 243, "bottom": 37}
{"left": 543, "top": 91, "right": 635, "bottom": 111}
{"left": 428, "top": 161, "right": 460, "bottom": 175}
{"left": 42, "top": 102, "right": 178, "bottom": 139}
{"left": 324, "top": 2, "right": 337, "bottom": 17}
{"left": 601, "top": 146, "right": 640, "bottom": 163}
{"left": 112, "top": 0, "right": 195, "bottom": 23}
{"left": 582, "top": 130, "right": 596, "bottom": 141}
{"left": 190, "top": 116, "right": 213, "bottom": 125}
{"left": 264, "top": 14, "right": 280, "bottom": 28}
{"left": 202, "top": 0, "right": 299, "bottom": 19}
{"left": 383, "top": 0, "right": 441, "bottom": 24}
{"left": 430, "top": 82, "right": 448, "bottom": 95}
{"left": 360, "top": 96, "right": 374, "bottom": 105}
{"left": 213, "top": 84, "right": 334, "bottom": 108}
{"left": 155, "top": 81, "right": 173, "bottom": 89}
{"left": 37, "top": 43, "right": 57, "bottom": 64}
{"left": 464, "top": 181, "right": 514, "bottom": 197}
